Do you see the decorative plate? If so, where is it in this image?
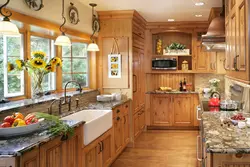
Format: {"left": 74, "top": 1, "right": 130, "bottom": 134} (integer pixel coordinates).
{"left": 24, "top": 0, "right": 44, "bottom": 11}
{"left": 69, "top": 3, "right": 80, "bottom": 25}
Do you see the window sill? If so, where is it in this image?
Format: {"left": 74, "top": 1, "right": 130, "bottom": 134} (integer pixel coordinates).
{"left": 0, "top": 89, "right": 96, "bottom": 113}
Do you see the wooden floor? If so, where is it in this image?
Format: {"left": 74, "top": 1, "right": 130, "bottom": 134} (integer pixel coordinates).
{"left": 111, "top": 130, "right": 199, "bottom": 167}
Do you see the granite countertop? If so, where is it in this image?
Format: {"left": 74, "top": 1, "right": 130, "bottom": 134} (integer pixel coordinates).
{"left": 85, "top": 99, "right": 131, "bottom": 110}
{"left": 0, "top": 90, "right": 96, "bottom": 112}
{"left": 202, "top": 112, "right": 250, "bottom": 154}
{"left": 0, "top": 120, "right": 85, "bottom": 157}
{"left": 146, "top": 91, "right": 199, "bottom": 94}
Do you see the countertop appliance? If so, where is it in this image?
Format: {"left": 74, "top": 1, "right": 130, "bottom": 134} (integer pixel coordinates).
{"left": 152, "top": 57, "right": 177, "bottom": 70}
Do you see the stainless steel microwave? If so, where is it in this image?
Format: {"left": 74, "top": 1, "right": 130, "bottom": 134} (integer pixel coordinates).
{"left": 152, "top": 58, "right": 177, "bottom": 70}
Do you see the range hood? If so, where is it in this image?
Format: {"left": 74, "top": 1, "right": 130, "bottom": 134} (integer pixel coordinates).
{"left": 201, "top": 0, "right": 225, "bottom": 52}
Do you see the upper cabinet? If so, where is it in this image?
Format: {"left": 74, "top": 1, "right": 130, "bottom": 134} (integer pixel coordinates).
{"left": 225, "top": 0, "right": 250, "bottom": 83}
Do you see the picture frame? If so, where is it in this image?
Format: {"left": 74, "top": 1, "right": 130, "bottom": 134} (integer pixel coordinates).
{"left": 108, "top": 54, "right": 121, "bottom": 78}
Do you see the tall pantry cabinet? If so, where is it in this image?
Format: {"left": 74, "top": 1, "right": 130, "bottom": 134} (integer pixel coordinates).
{"left": 225, "top": 0, "right": 250, "bottom": 83}
{"left": 97, "top": 11, "right": 146, "bottom": 143}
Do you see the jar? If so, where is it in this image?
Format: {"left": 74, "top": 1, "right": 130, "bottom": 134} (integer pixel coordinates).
{"left": 181, "top": 60, "right": 188, "bottom": 71}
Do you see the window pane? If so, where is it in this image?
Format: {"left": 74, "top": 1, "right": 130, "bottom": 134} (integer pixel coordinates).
{"left": 73, "top": 74, "right": 87, "bottom": 87}
{"left": 72, "top": 58, "right": 87, "bottom": 73}
{"left": 72, "top": 43, "right": 88, "bottom": 57}
{"left": 62, "top": 74, "right": 72, "bottom": 88}
{"left": 62, "top": 58, "right": 71, "bottom": 73}
{"left": 31, "top": 36, "right": 56, "bottom": 92}
{"left": 62, "top": 46, "right": 71, "bottom": 57}
{"left": 0, "top": 35, "right": 24, "bottom": 98}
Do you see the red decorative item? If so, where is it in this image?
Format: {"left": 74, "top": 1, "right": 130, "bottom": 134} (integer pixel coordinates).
{"left": 208, "top": 92, "right": 221, "bottom": 107}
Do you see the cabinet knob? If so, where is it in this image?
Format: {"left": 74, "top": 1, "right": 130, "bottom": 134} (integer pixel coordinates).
{"left": 125, "top": 105, "right": 128, "bottom": 108}
{"left": 116, "top": 109, "right": 120, "bottom": 113}
{"left": 117, "top": 117, "right": 120, "bottom": 121}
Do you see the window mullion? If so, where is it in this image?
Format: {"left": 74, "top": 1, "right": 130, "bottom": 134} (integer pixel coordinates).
{"left": 3, "top": 36, "right": 8, "bottom": 97}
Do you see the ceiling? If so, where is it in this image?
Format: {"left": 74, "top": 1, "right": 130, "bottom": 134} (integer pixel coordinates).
{"left": 78, "top": 0, "right": 222, "bottom": 22}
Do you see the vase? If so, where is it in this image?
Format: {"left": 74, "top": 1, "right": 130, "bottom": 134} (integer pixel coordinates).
{"left": 32, "top": 72, "right": 44, "bottom": 99}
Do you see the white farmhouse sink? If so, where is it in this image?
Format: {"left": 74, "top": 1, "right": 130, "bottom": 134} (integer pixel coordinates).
{"left": 61, "top": 110, "right": 112, "bottom": 145}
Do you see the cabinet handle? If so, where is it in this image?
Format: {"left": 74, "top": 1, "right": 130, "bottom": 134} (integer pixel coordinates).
{"left": 223, "top": 59, "right": 227, "bottom": 70}
{"left": 125, "top": 105, "right": 128, "bottom": 108}
{"left": 197, "top": 105, "right": 202, "bottom": 121}
{"left": 117, "top": 117, "right": 120, "bottom": 121}
{"left": 210, "top": 63, "right": 212, "bottom": 70}
{"left": 213, "top": 62, "right": 216, "bottom": 70}
{"left": 234, "top": 55, "right": 239, "bottom": 71}
{"left": 133, "top": 74, "right": 137, "bottom": 93}
{"left": 116, "top": 109, "right": 120, "bottom": 113}
{"left": 98, "top": 142, "right": 102, "bottom": 154}
{"left": 101, "top": 141, "right": 104, "bottom": 152}
{"left": 197, "top": 136, "right": 203, "bottom": 162}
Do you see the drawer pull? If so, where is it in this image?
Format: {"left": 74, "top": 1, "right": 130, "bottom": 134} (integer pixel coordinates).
{"left": 125, "top": 105, "right": 128, "bottom": 108}
{"left": 117, "top": 117, "right": 120, "bottom": 121}
{"left": 116, "top": 109, "right": 120, "bottom": 113}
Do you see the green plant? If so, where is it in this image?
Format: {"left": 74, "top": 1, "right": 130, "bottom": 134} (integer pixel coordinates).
{"left": 166, "top": 42, "right": 186, "bottom": 50}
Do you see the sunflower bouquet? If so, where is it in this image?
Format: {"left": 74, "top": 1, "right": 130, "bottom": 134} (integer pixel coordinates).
{"left": 8, "top": 51, "right": 62, "bottom": 98}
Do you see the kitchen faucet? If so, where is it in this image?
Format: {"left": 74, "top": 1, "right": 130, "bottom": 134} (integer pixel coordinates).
{"left": 48, "top": 98, "right": 62, "bottom": 115}
{"left": 63, "top": 80, "right": 82, "bottom": 105}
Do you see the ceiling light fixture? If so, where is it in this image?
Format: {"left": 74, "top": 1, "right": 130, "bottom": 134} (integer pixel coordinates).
{"left": 168, "top": 19, "right": 175, "bottom": 22}
{"left": 0, "top": 0, "right": 20, "bottom": 36}
{"left": 195, "top": 14, "right": 203, "bottom": 17}
{"left": 55, "top": 0, "right": 71, "bottom": 46}
{"left": 195, "top": 2, "right": 205, "bottom": 6}
{"left": 87, "top": 3, "right": 100, "bottom": 52}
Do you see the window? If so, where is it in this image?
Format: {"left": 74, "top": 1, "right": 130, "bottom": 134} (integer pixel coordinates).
{"left": 30, "top": 36, "right": 56, "bottom": 92}
{"left": 0, "top": 35, "right": 24, "bottom": 99}
{"left": 62, "top": 43, "right": 88, "bottom": 88}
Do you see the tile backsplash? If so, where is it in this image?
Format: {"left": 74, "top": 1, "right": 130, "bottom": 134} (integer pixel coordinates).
{"left": 194, "top": 74, "right": 225, "bottom": 93}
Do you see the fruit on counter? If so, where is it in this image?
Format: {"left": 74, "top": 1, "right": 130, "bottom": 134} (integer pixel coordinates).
{"left": 12, "top": 118, "right": 26, "bottom": 127}
{"left": 3, "top": 115, "right": 15, "bottom": 125}
{"left": 25, "top": 114, "right": 38, "bottom": 125}
{"left": 231, "top": 113, "right": 246, "bottom": 120}
{"left": 13, "top": 112, "right": 24, "bottom": 120}
{"left": 0, "top": 122, "right": 11, "bottom": 128}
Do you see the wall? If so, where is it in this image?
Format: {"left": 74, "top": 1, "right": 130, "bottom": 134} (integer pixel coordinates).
{"left": 8, "top": 0, "right": 93, "bottom": 35}
{"left": 194, "top": 74, "right": 225, "bottom": 93}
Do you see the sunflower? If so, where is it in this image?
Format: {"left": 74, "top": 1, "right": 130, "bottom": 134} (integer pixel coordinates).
{"left": 15, "top": 59, "right": 24, "bottom": 69}
{"left": 7, "top": 63, "right": 15, "bottom": 72}
{"left": 50, "top": 57, "right": 62, "bottom": 67}
{"left": 45, "top": 64, "right": 55, "bottom": 72}
{"left": 32, "top": 51, "right": 46, "bottom": 59}
{"left": 30, "top": 58, "right": 46, "bottom": 68}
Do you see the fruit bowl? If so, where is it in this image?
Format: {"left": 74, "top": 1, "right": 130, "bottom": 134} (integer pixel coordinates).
{"left": 230, "top": 113, "right": 246, "bottom": 125}
{"left": 0, "top": 119, "right": 44, "bottom": 138}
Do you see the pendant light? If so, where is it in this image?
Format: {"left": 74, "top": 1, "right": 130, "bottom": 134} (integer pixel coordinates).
{"left": 87, "top": 3, "right": 99, "bottom": 52}
{"left": 0, "top": 0, "right": 20, "bottom": 36}
{"left": 55, "top": 0, "right": 71, "bottom": 46}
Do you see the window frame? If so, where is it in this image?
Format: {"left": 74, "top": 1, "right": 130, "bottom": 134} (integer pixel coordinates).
{"left": 62, "top": 41, "right": 90, "bottom": 89}
{"left": 2, "top": 34, "right": 25, "bottom": 98}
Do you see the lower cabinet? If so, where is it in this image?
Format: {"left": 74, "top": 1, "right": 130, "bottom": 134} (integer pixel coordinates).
{"left": 150, "top": 94, "right": 198, "bottom": 127}
{"left": 20, "top": 148, "right": 40, "bottom": 167}
{"left": 83, "top": 128, "right": 112, "bottom": 167}
{"left": 133, "top": 108, "right": 145, "bottom": 139}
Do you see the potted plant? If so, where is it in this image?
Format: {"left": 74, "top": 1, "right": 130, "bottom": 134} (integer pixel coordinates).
{"left": 163, "top": 42, "right": 190, "bottom": 55}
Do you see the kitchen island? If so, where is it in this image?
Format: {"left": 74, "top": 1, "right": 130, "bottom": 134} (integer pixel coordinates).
{"left": 200, "top": 111, "right": 250, "bottom": 166}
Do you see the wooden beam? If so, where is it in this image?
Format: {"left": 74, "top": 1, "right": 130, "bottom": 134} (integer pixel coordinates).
{"left": 10, "top": 9, "right": 92, "bottom": 41}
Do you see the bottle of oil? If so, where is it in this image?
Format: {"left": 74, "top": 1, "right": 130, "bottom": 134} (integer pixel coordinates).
{"left": 183, "top": 78, "right": 187, "bottom": 92}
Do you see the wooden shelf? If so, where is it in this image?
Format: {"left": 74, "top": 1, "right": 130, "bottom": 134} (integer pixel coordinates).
{"left": 146, "top": 70, "right": 216, "bottom": 74}
{"left": 153, "top": 54, "right": 192, "bottom": 57}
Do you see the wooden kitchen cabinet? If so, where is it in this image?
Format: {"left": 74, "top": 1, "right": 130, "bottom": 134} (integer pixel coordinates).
{"left": 123, "top": 113, "right": 130, "bottom": 145}
{"left": 133, "top": 107, "right": 145, "bottom": 139}
{"left": 172, "top": 95, "right": 193, "bottom": 126}
{"left": 151, "top": 94, "right": 172, "bottom": 126}
{"left": 113, "top": 115, "right": 123, "bottom": 155}
{"left": 40, "top": 125, "right": 83, "bottom": 167}
{"left": 225, "top": 0, "right": 250, "bottom": 82}
{"left": 20, "top": 148, "right": 39, "bottom": 167}
{"left": 150, "top": 94, "right": 197, "bottom": 128}
{"left": 83, "top": 129, "right": 112, "bottom": 167}
{"left": 133, "top": 47, "right": 141, "bottom": 114}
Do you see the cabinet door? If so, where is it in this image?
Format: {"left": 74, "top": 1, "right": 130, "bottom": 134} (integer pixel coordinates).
{"left": 139, "top": 109, "right": 145, "bottom": 130}
{"left": 113, "top": 116, "right": 123, "bottom": 155}
{"left": 101, "top": 132, "right": 112, "bottom": 167}
{"left": 123, "top": 114, "right": 130, "bottom": 145}
{"left": 133, "top": 47, "right": 141, "bottom": 114}
{"left": 195, "top": 44, "right": 209, "bottom": 72}
{"left": 237, "top": 0, "right": 247, "bottom": 71}
{"left": 173, "top": 95, "right": 193, "bottom": 126}
{"left": 133, "top": 112, "right": 140, "bottom": 138}
{"left": 139, "top": 49, "right": 145, "bottom": 108}
{"left": 83, "top": 145, "right": 100, "bottom": 167}
{"left": 20, "top": 148, "right": 39, "bottom": 167}
{"left": 225, "top": 21, "right": 231, "bottom": 70}
{"left": 40, "top": 137, "right": 63, "bottom": 167}
{"left": 151, "top": 95, "right": 172, "bottom": 126}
